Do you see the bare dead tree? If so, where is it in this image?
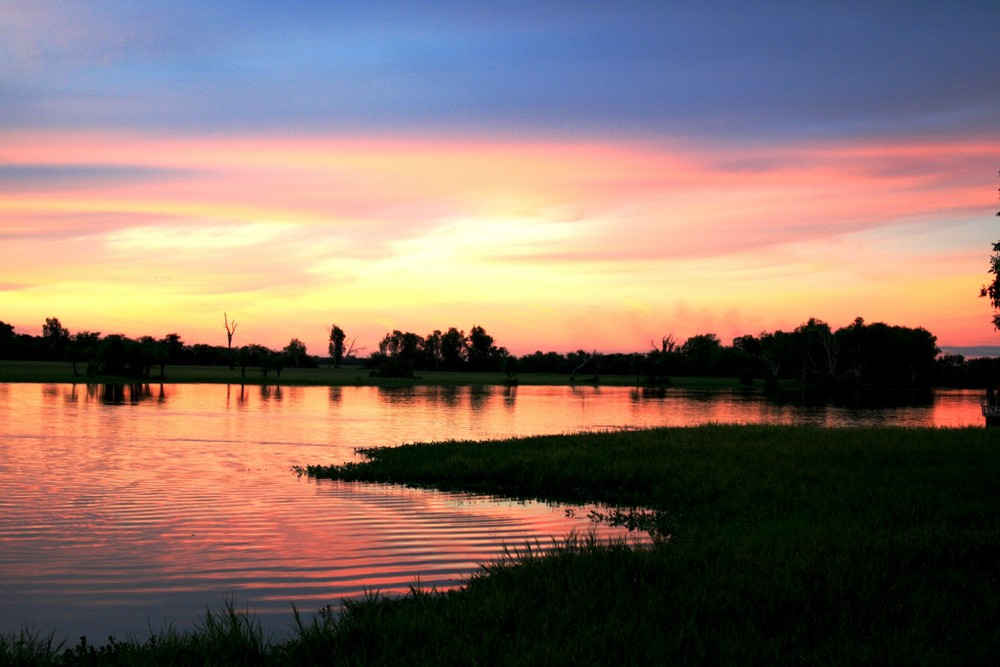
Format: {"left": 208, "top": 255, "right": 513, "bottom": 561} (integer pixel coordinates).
{"left": 224, "top": 312, "right": 238, "bottom": 370}
{"left": 344, "top": 336, "right": 363, "bottom": 360}
{"left": 652, "top": 334, "right": 678, "bottom": 354}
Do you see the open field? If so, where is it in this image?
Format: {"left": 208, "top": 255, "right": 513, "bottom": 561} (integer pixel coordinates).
{"left": 0, "top": 360, "right": 742, "bottom": 389}
{"left": 4, "top": 424, "right": 998, "bottom": 664}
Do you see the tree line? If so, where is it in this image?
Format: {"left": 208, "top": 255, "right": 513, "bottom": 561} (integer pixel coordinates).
{"left": 0, "top": 317, "right": 322, "bottom": 380}
{"left": 1, "top": 315, "right": 996, "bottom": 388}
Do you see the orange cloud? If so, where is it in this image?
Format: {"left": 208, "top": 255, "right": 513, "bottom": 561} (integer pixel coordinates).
{"left": 1, "top": 130, "right": 996, "bottom": 354}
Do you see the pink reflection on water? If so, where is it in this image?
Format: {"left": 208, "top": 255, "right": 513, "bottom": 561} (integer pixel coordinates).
{"left": 0, "top": 382, "right": 985, "bottom": 641}
{"left": 2, "top": 383, "right": 662, "bottom": 641}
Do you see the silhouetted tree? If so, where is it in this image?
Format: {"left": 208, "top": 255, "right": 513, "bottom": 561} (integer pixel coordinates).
{"left": 284, "top": 338, "right": 307, "bottom": 368}
{"left": 137, "top": 336, "right": 162, "bottom": 379}
{"left": 0, "top": 321, "right": 14, "bottom": 358}
{"left": 373, "top": 330, "right": 422, "bottom": 377}
{"left": 899, "top": 326, "right": 939, "bottom": 386}
{"left": 439, "top": 327, "right": 466, "bottom": 371}
{"left": 681, "top": 333, "right": 723, "bottom": 376}
{"left": 423, "top": 330, "right": 443, "bottom": 370}
{"left": 569, "top": 350, "right": 600, "bottom": 383}
{"left": 731, "top": 334, "right": 762, "bottom": 385}
{"left": 224, "top": 312, "right": 238, "bottom": 370}
{"left": 329, "top": 326, "right": 346, "bottom": 368}
{"left": 99, "top": 334, "right": 130, "bottom": 376}
{"left": 467, "top": 325, "right": 507, "bottom": 371}
{"left": 834, "top": 317, "right": 867, "bottom": 385}
{"left": 272, "top": 351, "right": 286, "bottom": 378}
{"left": 982, "top": 240, "right": 1000, "bottom": 332}
{"left": 69, "top": 331, "right": 101, "bottom": 376}
{"left": 978, "top": 171, "right": 1000, "bottom": 330}
{"left": 159, "top": 333, "right": 184, "bottom": 379}
{"left": 503, "top": 355, "right": 519, "bottom": 384}
{"left": 639, "top": 336, "right": 678, "bottom": 387}
{"left": 758, "top": 330, "right": 793, "bottom": 390}
{"left": 789, "top": 318, "right": 835, "bottom": 385}
{"left": 42, "top": 317, "right": 70, "bottom": 361}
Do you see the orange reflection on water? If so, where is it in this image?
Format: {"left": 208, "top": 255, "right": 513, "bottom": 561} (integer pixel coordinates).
{"left": 0, "top": 382, "right": 984, "bottom": 641}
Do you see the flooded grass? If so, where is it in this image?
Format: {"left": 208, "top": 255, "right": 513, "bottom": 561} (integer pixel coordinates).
{"left": 4, "top": 424, "right": 999, "bottom": 664}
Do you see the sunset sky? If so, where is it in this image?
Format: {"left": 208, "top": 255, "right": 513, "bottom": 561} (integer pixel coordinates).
{"left": 2, "top": 1, "right": 998, "bottom": 356}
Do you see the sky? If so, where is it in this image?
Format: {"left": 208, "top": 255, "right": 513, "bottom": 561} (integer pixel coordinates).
{"left": 1, "top": 1, "right": 998, "bottom": 357}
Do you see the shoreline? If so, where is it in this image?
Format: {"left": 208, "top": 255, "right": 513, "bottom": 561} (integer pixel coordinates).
{"left": 4, "top": 424, "right": 998, "bottom": 663}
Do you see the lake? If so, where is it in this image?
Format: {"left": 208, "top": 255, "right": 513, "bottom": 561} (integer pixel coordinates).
{"left": 0, "top": 382, "right": 984, "bottom": 641}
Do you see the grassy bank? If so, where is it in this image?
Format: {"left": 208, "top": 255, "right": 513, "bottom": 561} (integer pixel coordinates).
{"left": 0, "top": 359, "right": 741, "bottom": 389}
{"left": 5, "top": 425, "right": 998, "bottom": 665}
{"left": 301, "top": 425, "right": 1000, "bottom": 664}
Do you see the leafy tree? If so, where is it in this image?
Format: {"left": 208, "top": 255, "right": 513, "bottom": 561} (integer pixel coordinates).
{"left": 898, "top": 326, "right": 939, "bottom": 386}
{"left": 981, "top": 241, "right": 1000, "bottom": 331}
{"left": 99, "top": 334, "right": 130, "bottom": 376}
{"left": 69, "top": 331, "right": 101, "bottom": 376}
{"left": 680, "top": 333, "right": 723, "bottom": 376}
{"left": 237, "top": 345, "right": 253, "bottom": 378}
{"left": 439, "top": 327, "right": 466, "bottom": 371}
{"left": 834, "top": 317, "right": 867, "bottom": 385}
{"left": 0, "top": 320, "right": 17, "bottom": 359}
{"left": 137, "top": 336, "right": 162, "bottom": 379}
{"left": 468, "top": 325, "right": 507, "bottom": 371}
{"left": 236, "top": 343, "right": 286, "bottom": 378}
{"left": 271, "top": 351, "right": 286, "bottom": 378}
{"left": 284, "top": 338, "right": 307, "bottom": 368}
{"left": 789, "top": 318, "right": 835, "bottom": 385}
{"left": 503, "top": 355, "right": 519, "bottom": 383}
{"left": 373, "top": 330, "right": 422, "bottom": 377}
{"left": 329, "top": 326, "right": 346, "bottom": 368}
{"left": 423, "top": 330, "right": 443, "bottom": 370}
{"left": 978, "top": 172, "right": 1000, "bottom": 329}
{"left": 159, "top": 333, "right": 184, "bottom": 379}
{"left": 42, "top": 317, "right": 70, "bottom": 360}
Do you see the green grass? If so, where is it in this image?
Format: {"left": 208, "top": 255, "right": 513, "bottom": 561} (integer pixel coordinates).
{"left": 0, "top": 360, "right": 742, "bottom": 389}
{"left": 5, "top": 425, "right": 999, "bottom": 664}
{"left": 298, "top": 425, "right": 1000, "bottom": 664}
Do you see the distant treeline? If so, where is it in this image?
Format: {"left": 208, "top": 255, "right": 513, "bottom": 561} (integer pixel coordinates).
{"left": 1, "top": 316, "right": 997, "bottom": 388}
{"left": 0, "top": 318, "right": 320, "bottom": 380}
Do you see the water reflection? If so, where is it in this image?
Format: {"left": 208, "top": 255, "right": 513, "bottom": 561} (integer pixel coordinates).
{"left": 36, "top": 382, "right": 983, "bottom": 430}
{"left": 772, "top": 386, "right": 935, "bottom": 409}
{"left": 0, "top": 382, "right": 988, "bottom": 642}
{"left": 260, "top": 384, "right": 283, "bottom": 401}
{"left": 4, "top": 382, "right": 659, "bottom": 642}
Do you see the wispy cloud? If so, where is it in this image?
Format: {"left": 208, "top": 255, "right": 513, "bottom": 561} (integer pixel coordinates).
{"left": 0, "top": 3, "right": 997, "bottom": 352}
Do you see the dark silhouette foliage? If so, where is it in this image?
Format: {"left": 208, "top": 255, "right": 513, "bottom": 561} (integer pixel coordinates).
{"left": 329, "top": 325, "right": 346, "bottom": 368}
{"left": 0, "top": 314, "right": 975, "bottom": 389}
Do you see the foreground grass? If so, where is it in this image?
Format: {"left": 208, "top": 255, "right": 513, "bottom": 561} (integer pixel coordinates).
{"left": 302, "top": 425, "right": 1000, "bottom": 664}
{"left": 0, "top": 360, "right": 741, "bottom": 389}
{"left": 5, "top": 425, "right": 999, "bottom": 665}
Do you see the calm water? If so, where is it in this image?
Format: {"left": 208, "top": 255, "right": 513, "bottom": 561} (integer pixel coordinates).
{"left": 0, "top": 382, "right": 983, "bottom": 641}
